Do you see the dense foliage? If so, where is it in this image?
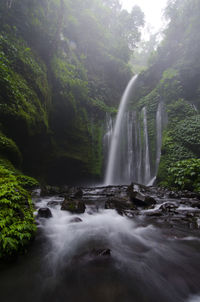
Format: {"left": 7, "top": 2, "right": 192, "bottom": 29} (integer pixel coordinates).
{"left": 166, "top": 159, "right": 200, "bottom": 192}
{"left": 0, "top": 163, "right": 37, "bottom": 258}
{"left": 130, "top": 0, "right": 200, "bottom": 190}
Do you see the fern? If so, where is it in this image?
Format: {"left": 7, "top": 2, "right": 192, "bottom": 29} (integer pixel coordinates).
{"left": 0, "top": 164, "right": 36, "bottom": 259}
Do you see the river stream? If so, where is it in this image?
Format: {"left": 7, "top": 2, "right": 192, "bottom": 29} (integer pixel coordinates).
{"left": 1, "top": 186, "right": 200, "bottom": 302}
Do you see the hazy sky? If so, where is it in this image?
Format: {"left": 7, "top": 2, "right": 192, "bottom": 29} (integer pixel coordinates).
{"left": 121, "top": 0, "right": 168, "bottom": 37}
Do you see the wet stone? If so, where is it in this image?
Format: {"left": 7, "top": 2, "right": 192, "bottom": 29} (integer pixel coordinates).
{"left": 38, "top": 207, "right": 52, "bottom": 218}
{"left": 47, "top": 200, "right": 61, "bottom": 207}
{"left": 105, "top": 197, "right": 136, "bottom": 214}
{"left": 61, "top": 199, "right": 86, "bottom": 213}
{"left": 91, "top": 248, "right": 111, "bottom": 257}
{"left": 69, "top": 217, "right": 83, "bottom": 223}
{"left": 160, "top": 203, "right": 179, "bottom": 213}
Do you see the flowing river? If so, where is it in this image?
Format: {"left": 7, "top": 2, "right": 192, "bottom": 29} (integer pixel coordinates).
{"left": 1, "top": 186, "right": 200, "bottom": 302}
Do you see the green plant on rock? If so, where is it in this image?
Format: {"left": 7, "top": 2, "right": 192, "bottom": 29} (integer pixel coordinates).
{"left": 166, "top": 158, "right": 200, "bottom": 192}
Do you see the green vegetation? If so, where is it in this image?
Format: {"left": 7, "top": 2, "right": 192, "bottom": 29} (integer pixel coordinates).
{"left": 166, "top": 159, "right": 200, "bottom": 192}
{"left": 0, "top": 164, "right": 37, "bottom": 259}
{"left": 130, "top": 0, "right": 200, "bottom": 190}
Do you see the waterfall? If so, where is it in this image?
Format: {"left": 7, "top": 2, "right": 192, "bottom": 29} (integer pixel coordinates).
{"left": 142, "top": 107, "right": 151, "bottom": 185}
{"left": 127, "top": 112, "right": 133, "bottom": 181}
{"left": 147, "top": 102, "right": 164, "bottom": 186}
{"left": 103, "top": 113, "right": 113, "bottom": 166}
{"left": 104, "top": 79, "right": 165, "bottom": 186}
{"left": 155, "top": 102, "right": 162, "bottom": 173}
{"left": 104, "top": 75, "right": 138, "bottom": 185}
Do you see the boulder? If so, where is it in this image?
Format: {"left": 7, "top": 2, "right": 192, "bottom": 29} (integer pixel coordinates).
{"left": 127, "top": 183, "right": 156, "bottom": 208}
{"left": 160, "top": 203, "right": 178, "bottom": 213}
{"left": 61, "top": 198, "right": 86, "bottom": 213}
{"left": 69, "top": 217, "right": 83, "bottom": 223}
{"left": 145, "top": 210, "right": 163, "bottom": 217}
{"left": 168, "top": 191, "right": 180, "bottom": 199}
{"left": 62, "top": 187, "right": 83, "bottom": 199}
{"left": 131, "top": 192, "right": 156, "bottom": 208}
{"left": 105, "top": 197, "right": 136, "bottom": 214}
{"left": 38, "top": 207, "right": 52, "bottom": 218}
{"left": 41, "top": 185, "right": 61, "bottom": 196}
{"left": 74, "top": 188, "right": 83, "bottom": 199}
{"left": 47, "top": 200, "right": 61, "bottom": 207}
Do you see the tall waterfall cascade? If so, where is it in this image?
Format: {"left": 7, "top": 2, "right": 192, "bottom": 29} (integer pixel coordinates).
{"left": 104, "top": 77, "right": 165, "bottom": 186}
{"left": 103, "top": 113, "right": 113, "bottom": 165}
{"left": 104, "top": 75, "right": 138, "bottom": 185}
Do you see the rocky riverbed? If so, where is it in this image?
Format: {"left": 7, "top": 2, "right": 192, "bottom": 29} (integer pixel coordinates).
{"left": 1, "top": 184, "right": 200, "bottom": 302}
{"left": 38, "top": 183, "right": 200, "bottom": 234}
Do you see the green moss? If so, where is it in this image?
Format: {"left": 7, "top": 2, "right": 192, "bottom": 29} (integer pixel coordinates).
{"left": 157, "top": 130, "right": 196, "bottom": 184}
{"left": 0, "top": 32, "right": 50, "bottom": 105}
{"left": 0, "top": 46, "right": 49, "bottom": 134}
{"left": 166, "top": 98, "right": 195, "bottom": 126}
{"left": 0, "top": 132, "right": 22, "bottom": 166}
{"left": 174, "top": 115, "right": 200, "bottom": 154}
{"left": 51, "top": 54, "right": 89, "bottom": 104}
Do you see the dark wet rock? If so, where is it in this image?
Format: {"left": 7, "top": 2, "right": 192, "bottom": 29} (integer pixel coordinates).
{"left": 105, "top": 197, "right": 136, "bottom": 214}
{"left": 31, "top": 188, "right": 41, "bottom": 197}
{"left": 167, "top": 190, "right": 200, "bottom": 200}
{"left": 127, "top": 183, "right": 156, "bottom": 208}
{"left": 47, "top": 200, "right": 61, "bottom": 207}
{"left": 123, "top": 210, "right": 137, "bottom": 218}
{"left": 190, "top": 200, "right": 200, "bottom": 209}
{"left": 91, "top": 248, "right": 111, "bottom": 257}
{"left": 38, "top": 207, "right": 52, "bottom": 218}
{"left": 62, "top": 187, "right": 83, "bottom": 199}
{"left": 41, "top": 185, "right": 61, "bottom": 196}
{"left": 168, "top": 191, "right": 180, "bottom": 199}
{"left": 186, "top": 212, "right": 195, "bottom": 218}
{"left": 69, "top": 217, "right": 83, "bottom": 223}
{"left": 160, "top": 203, "right": 179, "bottom": 213}
{"left": 145, "top": 210, "right": 163, "bottom": 217}
{"left": 61, "top": 199, "right": 86, "bottom": 213}
{"left": 131, "top": 192, "right": 156, "bottom": 208}
{"left": 180, "top": 191, "right": 200, "bottom": 200}
{"left": 74, "top": 188, "right": 83, "bottom": 199}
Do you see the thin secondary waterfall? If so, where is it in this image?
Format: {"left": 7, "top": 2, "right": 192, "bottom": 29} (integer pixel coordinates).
{"left": 155, "top": 102, "right": 162, "bottom": 173}
{"left": 147, "top": 102, "right": 163, "bottom": 186}
{"left": 105, "top": 75, "right": 138, "bottom": 185}
{"left": 142, "top": 107, "right": 151, "bottom": 185}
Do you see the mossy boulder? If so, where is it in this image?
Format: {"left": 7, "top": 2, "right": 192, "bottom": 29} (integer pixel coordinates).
{"left": 61, "top": 198, "right": 86, "bottom": 213}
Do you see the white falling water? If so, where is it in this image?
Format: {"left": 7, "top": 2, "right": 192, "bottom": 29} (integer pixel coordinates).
{"left": 105, "top": 75, "right": 138, "bottom": 185}
{"left": 142, "top": 107, "right": 151, "bottom": 185}
{"left": 127, "top": 112, "right": 133, "bottom": 181}
{"left": 103, "top": 113, "right": 113, "bottom": 163}
{"left": 155, "top": 102, "right": 162, "bottom": 173}
{"left": 147, "top": 102, "right": 163, "bottom": 186}
{"left": 137, "top": 119, "right": 142, "bottom": 184}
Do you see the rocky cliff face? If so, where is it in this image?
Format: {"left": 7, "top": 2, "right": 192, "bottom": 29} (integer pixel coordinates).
{"left": 0, "top": 0, "right": 134, "bottom": 184}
